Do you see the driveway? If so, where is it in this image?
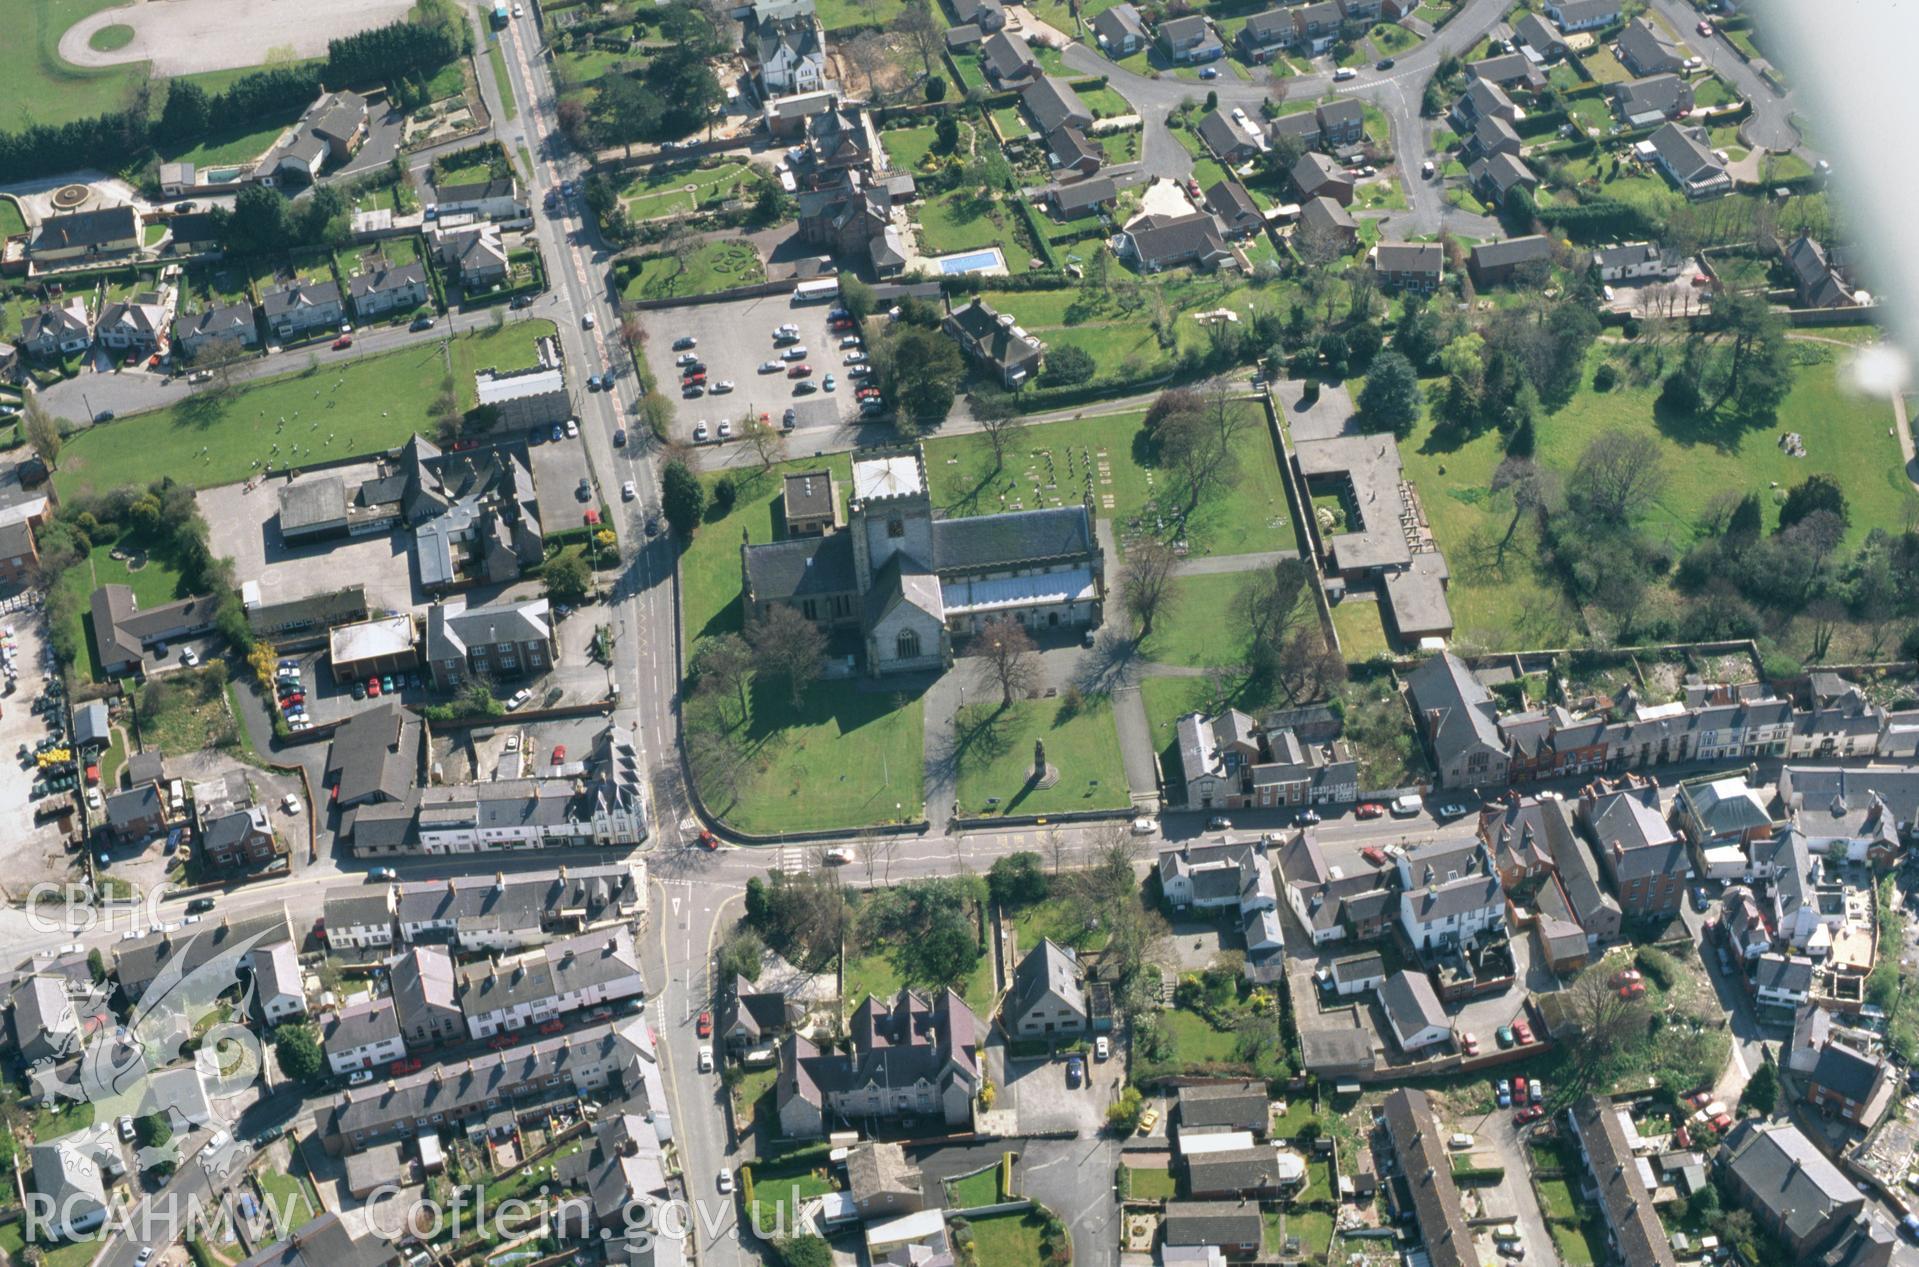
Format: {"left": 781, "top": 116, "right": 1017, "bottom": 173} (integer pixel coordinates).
{"left": 999, "top": 1042, "right": 1120, "bottom": 1136}
{"left": 1469, "top": 1109, "right": 1559, "bottom": 1267}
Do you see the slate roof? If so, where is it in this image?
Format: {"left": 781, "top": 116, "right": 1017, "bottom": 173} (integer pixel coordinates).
{"left": 1470, "top": 233, "right": 1554, "bottom": 272}
{"left": 1188, "top": 1147, "right": 1283, "bottom": 1195}
{"left": 115, "top": 907, "right": 293, "bottom": 993}
{"left": 1090, "top": 3, "right": 1146, "bottom": 47}
{"left": 1206, "top": 179, "right": 1261, "bottom": 229}
{"left": 393, "top": 865, "right": 638, "bottom": 933}
{"left": 1197, "top": 109, "right": 1254, "bottom": 157}
{"left": 1406, "top": 651, "right": 1505, "bottom": 765}
{"left": 1721, "top": 1118, "right": 1862, "bottom": 1248}
{"left": 1755, "top": 953, "right": 1815, "bottom": 997}
{"left": 1162, "top": 1201, "right": 1263, "bottom": 1247}
{"left": 1573, "top": 1096, "right": 1678, "bottom": 1267}
{"left": 348, "top": 261, "right": 427, "bottom": 300}
{"left": 1810, "top": 1041, "right": 1889, "bottom": 1103}
{"left": 1298, "top": 195, "right": 1356, "bottom": 235}
{"left": 742, "top": 530, "right": 858, "bottom": 604}
{"left": 1618, "top": 17, "right": 1681, "bottom": 72}
{"left": 1122, "top": 210, "right": 1229, "bottom": 267}
{"left": 389, "top": 946, "right": 458, "bottom": 1028}
{"left": 1612, "top": 73, "right": 1691, "bottom": 121}
{"left": 32, "top": 206, "right": 137, "bottom": 251}
{"left": 324, "top": 702, "right": 420, "bottom": 807}
{"left": 262, "top": 280, "right": 342, "bottom": 318}
{"left": 458, "top": 928, "right": 641, "bottom": 1015}
{"left": 778, "top": 988, "right": 979, "bottom": 1116}
{"left": 1292, "top": 150, "right": 1348, "bottom": 196}
{"left": 1381, "top": 1088, "right": 1474, "bottom": 1267}
{"left": 933, "top": 505, "right": 1092, "bottom": 572}
{"left": 1009, "top": 938, "right": 1086, "bottom": 1026}
{"left": 1379, "top": 969, "right": 1448, "bottom": 1048}
{"left": 982, "top": 30, "right": 1038, "bottom": 80}
{"left": 324, "top": 997, "right": 402, "bottom": 1055}
{"left": 237, "top": 1212, "right": 398, "bottom": 1267}
{"left": 1178, "top": 1081, "right": 1269, "bottom": 1132}
{"left": 1022, "top": 76, "right": 1091, "bottom": 135}
{"left": 1048, "top": 125, "right": 1104, "bottom": 174}
{"left": 1374, "top": 241, "right": 1443, "bottom": 276}
{"left": 181, "top": 302, "right": 258, "bottom": 345}
{"left": 1052, "top": 174, "right": 1116, "bottom": 214}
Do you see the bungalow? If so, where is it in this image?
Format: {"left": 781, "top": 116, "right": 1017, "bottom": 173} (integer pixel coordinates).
{"left": 1468, "top": 152, "right": 1539, "bottom": 206}
{"left": 1466, "top": 52, "right": 1545, "bottom": 91}
{"left": 1591, "top": 241, "right": 1680, "bottom": 281}
{"left": 1046, "top": 126, "right": 1104, "bottom": 178}
{"left": 1291, "top": 1, "right": 1343, "bottom": 53}
{"left": 944, "top": 23, "right": 982, "bottom": 50}
{"left": 1177, "top": 1081, "right": 1269, "bottom": 1135}
{"left": 262, "top": 280, "right": 345, "bottom": 341}
{"left": 1159, "top": 14, "right": 1224, "bottom": 64}
{"left": 433, "top": 178, "right": 522, "bottom": 221}
{"left": 18, "top": 299, "right": 93, "bottom": 359}
{"left": 1162, "top": 1202, "right": 1262, "bottom": 1259}
{"left": 1187, "top": 1148, "right": 1298, "bottom": 1200}
{"left": 1610, "top": 74, "right": 1695, "bottom": 125}
{"left": 1545, "top": 0, "right": 1619, "bottom": 32}
{"left": 1198, "top": 109, "right": 1262, "bottom": 164}
{"left": 177, "top": 302, "right": 261, "bottom": 359}
{"left": 1049, "top": 175, "right": 1117, "bottom": 219}
{"left": 1467, "top": 234, "right": 1554, "bottom": 288}
{"left": 1091, "top": 3, "right": 1146, "bottom": 55}
{"left": 942, "top": 297, "right": 1044, "bottom": 387}
{"left": 1379, "top": 969, "right": 1450, "bottom": 1053}
{"left": 1296, "top": 196, "right": 1358, "bottom": 252}
{"left": 1291, "top": 151, "right": 1354, "bottom": 205}
{"left": 1328, "top": 951, "right": 1385, "bottom": 996}
{"left": 1371, "top": 241, "right": 1443, "bottom": 291}
{"left": 1617, "top": 18, "right": 1683, "bottom": 76}
{"left": 1235, "top": 8, "right": 1293, "bottom": 62}
{"left": 1116, "top": 211, "right": 1232, "bottom": 273}
{"left": 1513, "top": 12, "right": 1567, "bottom": 59}
{"left": 950, "top": 0, "right": 1005, "bottom": 31}
{"left": 1205, "top": 180, "right": 1263, "bottom": 238}
{"left": 981, "top": 31, "right": 1040, "bottom": 84}
{"left": 1023, "top": 76, "right": 1092, "bottom": 137}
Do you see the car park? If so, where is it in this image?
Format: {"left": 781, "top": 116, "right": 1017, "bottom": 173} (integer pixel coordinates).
{"left": 1496, "top": 1079, "right": 1511, "bottom": 1107}
{"left": 1360, "top": 846, "right": 1388, "bottom": 867}
{"left": 1496, "top": 1025, "right": 1515, "bottom": 1048}
{"left": 1513, "top": 1019, "right": 1534, "bottom": 1044}
{"left": 712, "top": 380, "right": 734, "bottom": 393}
{"left": 781, "top": 346, "right": 807, "bottom": 360}
{"left": 717, "top": 420, "right": 733, "bottom": 441}
{"left": 793, "top": 381, "right": 817, "bottom": 394}
{"left": 1458, "top": 1031, "right": 1478, "bottom": 1054}
{"left": 823, "top": 374, "right": 836, "bottom": 392}
{"left": 787, "top": 363, "right": 811, "bottom": 378}
{"left": 840, "top": 335, "right": 863, "bottom": 349}
{"left": 759, "top": 360, "right": 782, "bottom": 373}
{"left": 693, "top": 420, "right": 709, "bottom": 443}
{"left": 847, "top": 364, "right": 872, "bottom": 378}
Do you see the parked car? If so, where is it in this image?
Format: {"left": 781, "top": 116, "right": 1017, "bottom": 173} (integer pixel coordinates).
{"left": 698, "top": 1046, "right": 714, "bottom": 1072}
{"left": 1206, "top": 816, "right": 1232, "bottom": 831}
{"left": 717, "top": 420, "right": 733, "bottom": 440}
{"left": 718, "top": 1170, "right": 735, "bottom": 1194}
{"left": 697, "top": 1011, "right": 713, "bottom": 1038}
{"left": 1496, "top": 1078, "right": 1511, "bottom": 1107}
{"left": 348, "top": 1069, "right": 375, "bottom": 1085}
{"left": 1094, "top": 1036, "right": 1110, "bottom": 1061}
{"left": 1355, "top": 802, "right": 1384, "bottom": 819}
{"left": 1457, "top": 1031, "right": 1478, "bottom": 1055}
{"left": 1065, "top": 1056, "right": 1085, "bottom": 1088}
{"left": 673, "top": 336, "right": 697, "bottom": 350}
{"left": 1136, "top": 1108, "right": 1159, "bottom": 1135}
{"left": 1360, "top": 845, "right": 1388, "bottom": 867}
{"left": 186, "top": 897, "right": 216, "bottom": 914}
{"left": 370, "top": 867, "right": 397, "bottom": 881}
{"left": 786, "top": 363, "right": 812, "bottom": 378}
{"left": 1496, "top": 1026, "right": 1515, "bottom": 1049}
{"left": 1513, "top": 1019, "right": 1533, "bottom": 1044}
{"left": 693, "top": 420, "right": 709, "bottom": 443}
{"left": 1692, "top": 886, "right": 1711, "bottom": 912}
{"left": 622, "top": 480, "right": 637, "bottom": 501}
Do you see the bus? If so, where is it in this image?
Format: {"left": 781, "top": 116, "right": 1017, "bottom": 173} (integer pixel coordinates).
{"left": 792, "top": 277, "right": 839, "bottom": 304}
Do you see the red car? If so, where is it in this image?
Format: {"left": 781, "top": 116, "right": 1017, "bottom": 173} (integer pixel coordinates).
{"left": 1709, "top": 1112, "right": 1733, "bottom": 1132}
{"left": 698, "top": 828, "right": 719, "bottom": 850}
{"left": 1186, "top": 178, "right": 1202, "bottom": 199}
{"left": 1515, "top": 1106, "right": 1545, "bottom": 1125}
{"left": 551, "top": 744, "right": 567, "bottom": 764}
{"left": 1611, "top": 969, "right": 1643, "bottom": 987}
{"left": 332, "top": 335, "right": 353, "bottom": 350}
{"left": 1697, "top": 19, "right": 1713, "bottom": 35}
{"left": 1355, "top": 802, "right": 1384, "bottom": 820}
{"left": 683, "top": 372, "right": 706, "bottom": 385}
{"left": 1674, "top": 1125, "right": 1692, "bottom": 1148}
{"left": 1513, "top": 1076, "right": 1528, "bottom": 1101}
{"left": 1618, "top": 982, "right": 1646, "bottom": 1000}
{"left": 487, "top": 1035, "right": 516, "bottom": 1050}
{"left": 829, "top": 318, "right": 855, "bottom": 331}
{"left": 787, "top": 363, "right": 812, "bottom": 378}
{"left": 1513, "top": 1019, "right": 1533, "bottom": 1044}
{"left": 539, "top": 1019, "right": 566, "bottom": 1034}
{"left": 281, "top": 693, "right": 304, "bottom": 706}
{"left": 390, "top": 1058, "right": 422, "bottom": 1075}
{"left": 1360, "top": 846, "right": 1388, "bottom": 867}
{"left": 367, "top": 676, "right": 382, "bottom": 697}
{"left": 696, "top": 1011, "right": 712, "bottom": 1038}
{"left": 1686, "top": 1090, "right": 1714, "bottom": 1109}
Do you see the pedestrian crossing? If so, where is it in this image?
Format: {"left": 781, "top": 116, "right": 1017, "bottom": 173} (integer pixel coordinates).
{"left": 777, "top": 846, "right": 811, "bottom": 875}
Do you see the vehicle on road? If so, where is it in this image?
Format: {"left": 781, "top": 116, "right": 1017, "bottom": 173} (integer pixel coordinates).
{"left": 718, "top": 1170, "right": 734, "bottom": 1194}
{"left": 411, "top": 315, "right": 435, "bottom": 331}
{"left": 370, "top": 867, "right": 397, "bottom": 881}
{"left": 1198, "top": 65, "right": 1218, "bottom": 78}
{"left": 582, "top": 313, "right": 594, "bottom": 329}
{"left": 332, "top": 335, "right": 352, "bottom": 350}
{"left": 1355, "top": 802, "right": 1384, "bottom": 819}
{"left": 697, "top": 1011, "right": 713, "bottom": 1038}
{"left": 824, "top": 846, "right": 856, "bottom": 864}
{"left": 622, "top": 480, "right": 637, "bottom": 501}
{"left": 698, "top": 1046, "right": 714, "bottom": 1072}
{"left": 645, "top": 513, "right": 659, "bottom": 535}
{"left": 119, "top": 1115, "right": 136, "bottom": 1142}
{"left": 1333, "top": 67, "right": 1357, "bottom": 81}
{"left": 511, "top": 294, "right": 535, "bottom": 309}
{"left": 1376, "top": 57, "right": 1394, "bottom": 69}
{"left": 187, "top": 897, "right": 216, "bottom": 914}
{"left": 1698, "top": 19, "right": 1714, "bottom": 35}
{"left": 613, "top": 427, "right": 626, "bottom": 446}
{"left": 697, "top": 828, "right": 719, "bottom": 849}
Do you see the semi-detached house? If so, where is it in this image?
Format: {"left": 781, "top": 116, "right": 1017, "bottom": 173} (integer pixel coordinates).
{"left": 323, "top": 997, "right": 407, "bottom": 1074}
{"left": 1396, "top": 841, "right": 1504, "bottom": 952}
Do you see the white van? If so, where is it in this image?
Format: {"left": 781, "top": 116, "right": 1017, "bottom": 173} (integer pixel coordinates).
{"left": 1333, "top": 67, "right": 1358, "bottom": 81}
{"left": 1390, "top": 794, "right": 1422, "bottom": 817}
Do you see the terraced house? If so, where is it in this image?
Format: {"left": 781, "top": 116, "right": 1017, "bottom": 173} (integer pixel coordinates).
{"left": 455, "top": 928, "right": 645, "bottom": 1038}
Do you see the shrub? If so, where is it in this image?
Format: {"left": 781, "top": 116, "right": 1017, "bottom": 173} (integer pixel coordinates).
{"left": 1593, "top": 362, "right": 1618, "bottom": 392}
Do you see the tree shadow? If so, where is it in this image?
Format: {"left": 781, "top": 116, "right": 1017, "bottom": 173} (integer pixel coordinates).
{"left": 1072, "top": 630, "right": 1144, "bottom": 701}
{"left": 1651, "top": 392, "right": 1776, "bottom": 452}
{"left": 925, "top": 700, "right": 1013, "bottom": 792}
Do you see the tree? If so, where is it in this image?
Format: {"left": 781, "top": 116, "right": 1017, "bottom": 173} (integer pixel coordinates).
{"left": 1234, "top": 558, "right": 1310, "bottom": 660}
{"left": 1357, "top": 349, "right": 1420, "bottom": 434}
{"left": 892, "top": 0, "right": 943, "bottom": 77}
{"left": 971, "top": 390, "right": 1025, "bottom": 472}
{"left": 717, "top": 927, "right": 765, "bottom": 983}
{"left": 1040, "top": 344, "right": 1096, "bottom": 387}
{"left": 741, "top": 411, "right": 785, "bottom": 470}
{"left": 1570, "top": 428, "right": 1667, "bottom": 522}
{"left": 158, "top": 79, "right": 211, "bottom": 145}
{"left": 693, "top": 633, "right": 753, "bottom": 721}
{"left": 191, "top": 334, "right": 251, "bottom": 396}
{"left": 987, "top": 852, "right": 1048, "bottom": 906}
{"left": 1156, "top": 407, "right": 1226, "bottom": 516}
{"left": 87, "top": 948, "right": 105, "bottom": 983}
{"left": 1120, "top": 538, "right": 1180, "bottom": 636}
{"left": 748, "top": 603, "right": 826, "bottom": 706}
{"left": 1779, "top": 474, "right": 1849, "bottom": 533}
{"left": 974, "top": 616, "right": 1039, "bottom": 708}
{"left": 1106, "top": 1085, "right": 1144, "bottom": 1131}
{"left": 925, "top": 74, "right": 946, "bottom": 101}
{"left": 1704, "top": 291, "right": 1792, "bottom": 420}
{"left": 774, "top": 1235, "right": 833, "bottom": 1267}
{"left": 1565, "top": 969, "right": 1648, "bottom": 1060}
{"left": 876, "top": 326, "right": 966, "bottom": 432}
{"left": 544, "top": 551, "right": 592, "bottom": 605}
{"left": 134, "top": 1112, "right": 172, "bottom": 1150}
{"left": 273, "top": 1022, "right": 324, "bottom": 1083}
{"left": 22, "top": 393, "right": 64, "bottom": 470}
{"left": 934, "top": 115, "right": 961, "bottom": 153}
{"left": 1490, "top": 457, "right": 1559, "bottom": 562}
{"left": 661, "top": 459, "right": 705, "bottom": 536}
{"left": 839, "top": 276, "right": 876, "bottom": 322}
{"left": 1739, "top": 1061, "right": 1778, "bottom": 1115}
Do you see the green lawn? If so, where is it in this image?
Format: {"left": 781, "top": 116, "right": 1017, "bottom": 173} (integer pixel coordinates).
{"left": 56, "top": 320, "right": 555, "bottom": 500}
{"left": 712, "top": 681, "right": 926, "bottom": 835}
{"left": 923, "top": 407, "right": 1291, "bottom": 559}
{"left": 994, "top": 104, "right": 1031, "bottom": 140}
{"left": 1139, "top": 674, "right": 1222, "bottom": 787}
{"left": 1552, "top": 1218, "right": 1604, "bottom": 1267}
{"left": 1370, "top": 21, "right": 1421, "bottom": 54}
{"left": 1077, "top": 86, "right": 1132, "bottom": 118}
{"left": 1125, "top": 1164, "right": 1177, "bottom": 1200}
{"left": 681, "top": 456, "right": 854, "bottom": 640}
{"left": 89, "top": 532, "right": 188, "bottom": 607}
{"left": 1011, "top": 894, "right": 1113, "bottom": 955}
{"left": 1535, "top": 1176, "right": 1579, "bottom": 1220}
{"left": 1330, "top": 598, "right": 1392, "bottom": 660}
{"left": 1144, "top": 572, "right": 1261, "bottom": 668}
{"left": 882, "top": 122, "right": 969, "bottom": 169}
{"left": 816, "top": 0, "right": 904, "bottom": 28}
{"left": 843, "top": 917, "right": 996, "bottom": 1016}
{"left": 0, "top": 197, "right": 27, "bottom": 238}
{"left": 618, "top": 160, "right": 758, "bottom": 219}
{"left": 966, "top": 1211, "right": 1054, "bottom": 1267}
{"left": 947, "top": 1166, "right": 1001, "bottom": 1209}
{"left": 31, "top": 1098, "right": 95, "bottom": 1139}
{"left": 1579, "top": 43, "right": 1634, "bottom": 83}
{"left": 138, "top": 667, "right": 237, "bottom": 755}
{"left": 0, "top": 1223, "right": 103, "bottom": 1267}
{"left": 0, "top": 0, "right": 152, "bottom": 129}
{"left": 487, "top": 38, "right": 518, "bottom": 120}
{"left": 951, "top": 695, "right": 1130, "bottom": 818}
{"left": 913, "top": 189, "right": 1035, "bottom": 271}
{"left": 157, "top": 110, "right": 296, "bottom": 168}
{"left": 1158, "top": 1005, "right": 1242, "bottom": 1063}
{"left": 253, "top": 1166, "right": 320, "bottom": 1236}
{"left": 1097, "top": 130, "right": 1139, "bottom": 164}
{"left": 617, "top": 240, "right": 765, "bottom": 300}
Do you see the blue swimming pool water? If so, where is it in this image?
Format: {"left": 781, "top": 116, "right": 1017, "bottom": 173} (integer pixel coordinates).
{"left": 938, "top": 249, "right": 1003, "bottom": 274}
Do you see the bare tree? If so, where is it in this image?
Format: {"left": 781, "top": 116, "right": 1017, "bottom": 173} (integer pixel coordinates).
{"left": 892, "top": 0, "right": 942, "bottom": 79}
{"left": 842, "top": 32, "right": 891, "bottom": 99}
{"left": 692, "top": 632, "right": 752, "bottom": 724}
{"left": 973, "top": 616, "right": 1040, "bottom": 708}
{"left": 972, "top": 390, "right": 1026, "bottom": 472}
{"left": 1120, "top": 539, "right": 1180, "bottom": 637}
{"left": 1274, "top": 628, "right": 1345, "bottom": 703}
{"left": 1569, "top": 428, "right": 1668, "bottom": 521}
{"left": 1156, "top": 408, "right": 1230, "bottom": 517}
{"left": 871, "top": 833, "right": 899, "bottom": 884}
{"left": 1489, "top": 457, "right": 1560, "bottom": 562}
{"left": 747, "top": 604, "right": 826, "bottom": 706}
{"left": 1202, "top": 376, "right": 1257, "bottom": 470}
{"left": 741, "top": 411, "right": 785, "bottom": 470}
{"left": 1233, "top": 559, "right": 1311, "bottom": 657}
{"left": 1045, "top": 826, "right": 1071, "bottom": 876}
{"left": 190, "top": 334, "right": 250, "bottom": 396}
{"left": 1565, "top": 968, "right": 1649, "bottom": 1060}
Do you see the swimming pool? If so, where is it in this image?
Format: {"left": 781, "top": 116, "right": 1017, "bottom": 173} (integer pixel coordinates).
{"left": 938, "top": 248, "right": 1005, "bottom": 275}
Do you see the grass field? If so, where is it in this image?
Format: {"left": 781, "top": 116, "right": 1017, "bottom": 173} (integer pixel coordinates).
{"left": 0, "top": 199, "right": 26, "bottom": 237}
{"left": 88, "top": 22, "right": 132, "bottom": 50}
{"left": 1159, "top": 1004, "right": 1242, "bottom": 1063}
{"left": 914, "top": 189, "right": 1036, "bottom": 271}
{"left": 745, "top": 1158, "right": 838, "bottom": 1240}
{"left": 56, "top": 320, "right": 555, "bottom": 500}
{"left": 1124, "top": 1164, "right": 1176, "bottom": 1200}
{"left": 1011, "top": 894, "right": 1113, "bottom": 955}
{"left": 947, "top": 1166, "right": 1000, "bottom": 1209}
{"left": 714, "top": 684, "right": 927, "bottom": 834}
{"left": 881, "top": 122, "right": 968, "bottom": 170}
{"left": 951, "top": 695, "right": 1130, "bottom": 817}
{"left": 487, "top": 38, "right": 518, "bottom": 120}
{"left": 157, "top": 109, "right": 295, "bottom": 168}
{"left": 1143, "top": 572, "right": 1260, "bottom": 668}
{"left": 816, "top": 0, "right": 904, "bottom": 28}
{"left": 922, "top": 407, "right": 1292, "bottom": 560}
{"left": 1078, "top": 86, "right": 1131, "bottom": 118}
{"left": 617, "top": 240, "right": 764, "bottom": 301}
{"left": 966, "top": 1211, "right": 1054, "bottom": 1267}
{"left": 138, "top": 667, "right": 237, "bottom": 755}
{"left": 618, "top": 160, "right": 758, "bottom": 219}
{"left": 1330, "top": 597, "right": 1392, "bottom": 659}
{"left": 0, "top": 0, "right": 149, "bottom": 130}
{"left": 843, "top": 908, "right": 996, "bottom": 1015}
{"left": 253, "top": 1166, "right": 321, "bottom": 1236}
